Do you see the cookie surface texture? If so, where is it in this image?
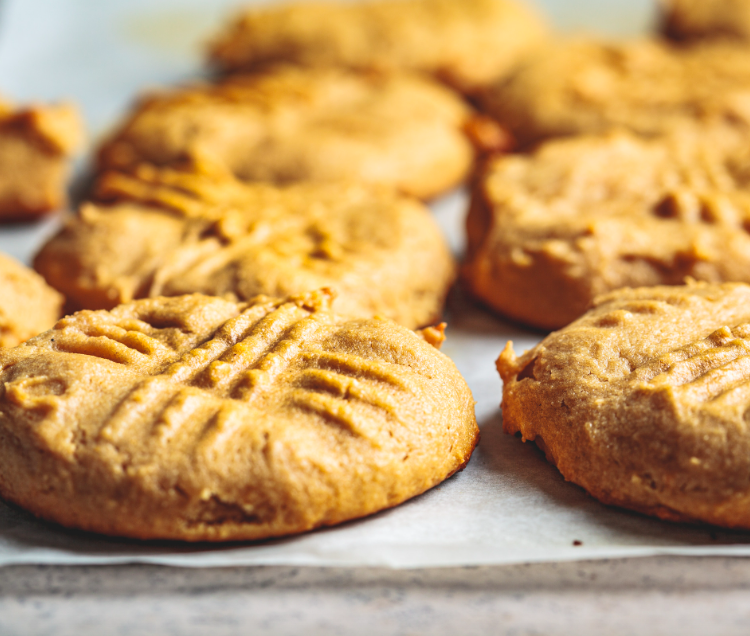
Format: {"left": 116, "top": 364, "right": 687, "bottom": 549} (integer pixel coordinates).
{"left": 498, "top": 281, "right": 750, "bottom": 529}
{"left": 0, "top": 253, "right": 63, "bottom": 347}
{"left": 208, "top": 0, "right": 547, "bottom": 94}
{"left": 97, "top": 66, "right": 474, "bottom": 200}
{"left": 481, "top": 38, "right": 750, "bottom": 147}
{"left": 34, "top": 162, "right": 455, "bottom": 329}
{"left": 462, "top": 129, "right": 750, "bottom": 330}
{"left": 0, "top": 291, "right": 478, "bottom": 541}
{"left": 661, "top": 0, "right": 750, "bottom": 42}
{"left": 0, "top": 98, "right": 83, "bottom": 220}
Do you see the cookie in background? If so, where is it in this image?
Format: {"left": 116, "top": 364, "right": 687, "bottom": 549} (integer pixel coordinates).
{"left": 462, "top": 127, "right": 750, "bottom": 330}
{"left": 208, "top": 0, "right": 548, "bottom": 95}
{"left": 0, "top": 97, "right": 83, "bottom": 221}
{"left": 661, "top": 0, "right": 750, "bottom": 42}
{"left": 97, "top": 66, "right": 481, "bottom": 201}
{"left": 0, "top": 252, "right": 63, "bottom": 347}
{"left": 35, "top": 160, "right": 456, "bottom": 329}
{"left": 480, "top": 37, "right": 750, "bottom": 148}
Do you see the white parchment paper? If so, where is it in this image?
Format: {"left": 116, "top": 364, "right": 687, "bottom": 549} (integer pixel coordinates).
{"left": 4, "top": 0, "right": 749, "bottom": 569}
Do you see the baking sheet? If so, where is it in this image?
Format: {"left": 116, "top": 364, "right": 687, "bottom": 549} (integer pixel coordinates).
{"left": 4, "top": 0, "right": 750, "bottom": 569}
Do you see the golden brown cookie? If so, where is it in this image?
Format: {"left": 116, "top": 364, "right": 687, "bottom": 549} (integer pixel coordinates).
{"left": 662, "top": 0, "right": 750, "bottom": 42}
{"left": 480, "top": 38, "right": 750, "bottom": 148}
{"left": 0, "top": 253, "right": 63, "bottom": 347}
{"left": 0, "top": 97, "right": 83, "bottom": 220}
{"left": 0, "top": 290, "right": 478, "bottom": 541}
{"left": 97, "top": 66, "right": 475, "bottom": 200}
{"left": 208, "top": 0, "right": 547, "bottom": 94}
{"left": 498, "top": 280, "right": 750, "bottom": 529}
{"left": 462, "top": 129, "right": 750, "bottom": 330}
{"left": 34, "top": 161, "right": 455, "bottom": 329}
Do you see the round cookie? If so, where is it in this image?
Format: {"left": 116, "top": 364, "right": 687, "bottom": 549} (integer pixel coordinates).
{"left": 661, "top": 0, "right": 750, "bottom": 42}
{"left": 208, "top": 0, "right": 547, "bottom": 94}
{"left": 498, "top": 280, "right": 750, "bottom": 529}
{"left": 34, "top": 161, "right": 456, "bottom": 330}
{"left": 0, "top": 97, "right": 83, "bottom": 220}
{"left": 462, "top": 129, "right": 750, "bottom": 330}
{"left": 0, "top": 253, "right": 63, "bottom": 347}
{"left": 0, "top": 290, "right": 478, "bottom": 541}
{"left": 97, "top": 66, "right": 475, "bottom": 201}
{"left": 480, "top": 37, "right": 750, "bottom": 148}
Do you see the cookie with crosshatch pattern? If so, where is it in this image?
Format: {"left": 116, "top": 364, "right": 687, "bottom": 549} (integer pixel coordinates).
{"left": 34, "top": 160, "right": 455, "bottom": 330}
{"left": 0, "top": 290, "right": 478, "bottom": 541}
{"left": 499, "top": 281, "right": 750, "bottom": 528}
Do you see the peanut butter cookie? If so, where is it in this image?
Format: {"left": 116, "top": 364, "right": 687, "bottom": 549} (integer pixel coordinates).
{"left": 463, "top": 129, "right": 750, "bottom": 330}
{"left": 0, "top": 98, "right": 83, "bottom": 220}
{"left": 35, "top": 161, "right": 455, "bottom": 329}
{"left": 481, "top": 38, "right": 750, "bottom": 148}
{"left": 97, "top": 66, "right": 475, "bottom": 200}
{"left": 0, "top": 253, "right": 63, "bottom": 347}
{"left": 0, "top": 290, "right": 478, "bottom": 541}
{"left": 662, "top": 0, "right": 750, "bottom": 42}
{"left": 208, "top": 0, "right": 547, "bottom": 94}
{"left": 498, "top": 281, "right": 750, "bottom": 529}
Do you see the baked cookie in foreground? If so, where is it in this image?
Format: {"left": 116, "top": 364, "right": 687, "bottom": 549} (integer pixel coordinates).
{"left": 661, "top": 0, "right": 750, "bottom": 42}
{"left": 498, "top": 281, "right": 750, "bottom": 529}
{"left": 97, "top": 66, "right": 475, "bottom": 200}
{"left": 0, "top": 98, "right": 83, "bottom": 220}
{"left": 208, "top": 0, "right": 547, "bottom": 95}
{"left": 0, "top": 290, "right": 478, "bottom": 541}
{"left": 462, "top": 129, "right": 750, "bottom": 330}
{"left": 34, "top": 161, "right": 455, "bottom": 329}
{"left": 480, "top": 38, "right": 750, "bottom": 148}
{"left": 0, "top": 253, "right": 63, "bottom": 347}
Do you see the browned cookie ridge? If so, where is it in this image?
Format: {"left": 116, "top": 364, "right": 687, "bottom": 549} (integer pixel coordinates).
{"left": 462, "top": 129, "right": 750, "bottom": 330}
{"left": 34, "top": 161, "right": 455, "bottom": 329}
{"left": 208, "top": 0, "right": 547, "bottom": 94}
{"left": 97, "top": 66, "right": 475, "bottom": 200}
{"left": 0, "top": 291, "right": 478, "bottom": 541}
{"left": 480, "top": 37, "right": 750, "bottom": 148}
{"left": 0, "top": 97, "right": 83, "bottom": 220}
{"left": 498, "top": 281, "right": 750, "bottom": 529}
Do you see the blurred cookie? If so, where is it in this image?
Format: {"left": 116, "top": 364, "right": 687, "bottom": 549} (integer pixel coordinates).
{"left": 0, "top": 98, "right": 83, "bottom": 220}
{"left": 0, "top": 290, "right": 478, "bottom": 541}
{"left": 662, "top": 0, "right": 750, "bottom": 42}
{"left": 34, "top": 161, "right": 455, "bottom": 329}
{"left": 97, "top": 66, "right": 475, "bottom": 200}
{"left": 0, "top": 253, "right": 63, "bottom": 347}
{"left": 208, "top": 0, "right": 547, "bottom": 94}
{"left": 499, "top": 281, "right": 750, "bottom": 529}
{"left": 462, "top": 129, "right": 750, "bottom": 330}
{"left": 481, "top": 38, "right": 750, "bottom": 147}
